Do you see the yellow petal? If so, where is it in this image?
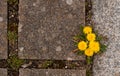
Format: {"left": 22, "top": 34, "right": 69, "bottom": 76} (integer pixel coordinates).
{"left": 83, "top": 26, "right": 92, "bottom": 34}
{"left": 87, "top": 33, "right": 96, "bottom": 41}
{"left": 89, "top": 41, "right": 100, "bottom": 53}
{"left": 85, "top": 48, "right": 94, "bottom": 56}
{"left": 78, "top": 41, "right": 87, "bottom": 51}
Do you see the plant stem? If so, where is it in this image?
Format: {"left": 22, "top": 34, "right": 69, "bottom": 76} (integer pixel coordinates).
{"left": 86, "top": 56, "right": 93, "bottom": 65}
{"left": 72, "top": 48, "right": 79, "bottom": 53}
{"left": 86, "top": 56, "right": 93, "bottom": 76}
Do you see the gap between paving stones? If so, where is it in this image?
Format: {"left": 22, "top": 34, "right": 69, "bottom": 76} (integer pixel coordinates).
{"left": 7, "top": 0, "right": 19, "bottom": 76}
{"left": 85, "top": 0, "right": 93, "bottom": 76}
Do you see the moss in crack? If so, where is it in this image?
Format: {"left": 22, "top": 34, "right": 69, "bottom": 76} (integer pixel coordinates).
{"left": 7, "top": 55, "right": 24, "bottom": 70}
{"left": 8, "top": 31, "right": 17, "bottom": 44}
{"left": 41, "top": 61, "right": 53, "bottom": 69}
{"left": 86, "top": 69, "right": 92, "bottom": 76}
{"left": 8, "top": 0, "right": 18, "bottom": 5}
{"left": 68, "top": 63, "right": 77, "bottom": 69}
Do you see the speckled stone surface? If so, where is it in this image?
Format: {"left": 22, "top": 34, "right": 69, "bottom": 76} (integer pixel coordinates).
{"left": 18, "top": 0, "right": 85, "bottom": 60}
{"left": 92, "top": 0, "right": 120, "bottom": 76}
{"left": 0, "top": 0, "right": 7, "bottom": 59}
{"left": 0, "top": 68, "right": 7, "bottom": 76}
{"left": 19, "top": 69, "right": 86, "bottom": 76}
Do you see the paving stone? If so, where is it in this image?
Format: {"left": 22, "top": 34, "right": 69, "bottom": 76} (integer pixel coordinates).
{"left": 0, "top": 68, "right": 7, "bottom": 76}
{"left": 18, "top": 0, "right": 85, "bottom": 60}
{"left": 0, "top": 0, "right": 7, "bottom": 59}
{"left": 19, "top": 69, "right": 86, "bottom": 76}
{"left": 92, "top": 0, "right": 120, "bottom": 75}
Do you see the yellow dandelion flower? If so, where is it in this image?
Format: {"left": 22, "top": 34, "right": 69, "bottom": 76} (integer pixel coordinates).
{"left": 78, "top": 41, "right": 87, "bottom": 51}
{"left": 87, "top": 33, "right": 96, "bottom": 41}
{"left": 83, "top": 26, "right": 92, "bottom": 34}
{"left": 85, "top": 48, "right": 94, "bottom": 56}
{"left": 89, "top": 41, "right": 100, "bottom": 53}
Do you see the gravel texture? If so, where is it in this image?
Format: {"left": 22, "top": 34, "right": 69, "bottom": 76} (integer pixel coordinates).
{"left": 92, "top": 0, "right": 120, "bottom": 76}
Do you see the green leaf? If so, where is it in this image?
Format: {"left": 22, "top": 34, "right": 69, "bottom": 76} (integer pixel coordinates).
{"left": 76, "top": 51, "right": 84, "bottom": 55}
{"left": 96, "top": 35, "right": 102, "bottom": 41}
{"left": 7, "top": 55, "right": 24, "bottom": 70}
{"left": 80, "top": 25, "right": 84, "bottom": 33}
{"left": 79, "top": 25, "right": 87, "bottom": 41}
{"left": 73, "top": 35, "right": 81, "bottom": 40}
{"left": 73, "top": 25, "right": 86, "bottom": 41}
{"left": 41, "top": 61, "right": 53, "bottom": 68}
{"left": 79, "top": 34, "right": 86, "bottom": 40}
{"left": 74, "top": 42, "right": 78, "bottom": 46}
{"left": 100, "top": 44, "right": 107, "bottom": 53}
{"left": 73, "top": 34, "right": 86, "bottom": 42}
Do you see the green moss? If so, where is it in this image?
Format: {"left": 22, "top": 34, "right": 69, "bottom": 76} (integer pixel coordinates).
{"left": 8, "top": 0, "right": 18, "bottom": 5}
{"left": 41, "top": 61, "right": 53, "bottom": 68}
{"left": 7, "top": 55, "right": 24, "bottom": 70}
{"left": 69, "top": 63, "right": 77, "bottom": 69}
{"left": 86, "top": 69, "right": 92, "bottom": 76}
{"left": 8, "top": 31, "right": 17, "bottom": 43}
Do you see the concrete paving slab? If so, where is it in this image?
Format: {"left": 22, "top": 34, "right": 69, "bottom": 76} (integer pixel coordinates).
{"left": 0, "top": 0, "right": 7, "bottom": 59}
{"left": 0, "top": 68, "right": 7, "bottom": 76}
{"left": 18, "top": 0, "right": 85, "bottom": 60}
{"left": 92, "top": 0, "right": 120, "bottom": 75}
{"left": 19, "top": 69, "right": 86, "bottom": 76}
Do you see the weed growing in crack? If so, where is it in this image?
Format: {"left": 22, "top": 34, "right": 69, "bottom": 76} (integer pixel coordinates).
{"left": 7, "top": 55, "right": 24, "bottom": 70}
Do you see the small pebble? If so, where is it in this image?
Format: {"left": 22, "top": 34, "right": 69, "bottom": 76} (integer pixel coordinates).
{"left": 21, "top": 62, "right": 32, "bottom": 68}
{"left": 67, "top": 57, "right": 73, "bottom": 61}
{"left": 65, "top": 66, "right": 68, "bottom": 68}
{"left": 46, "top": 71, "right": 49, "bottom": 75}
{"left": 11, "top": 15, "right": 14, "bottom": 17}
{"left": 0, "top": 17, "right": 3, "bottom": 22}
{"left": 56, "top": 46, "right": 62, "bottom": 52}
{"left": 18, "top": 23, "right": 23, "bottom": 32}
{"left": 19, "top": 47, "right": 24, "bottom": 52}
{"left": 66, "top": 0, "right": 73, "bottom": 5}
{"left": 33, "top": 3, "right": 36, "bottom": 6}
